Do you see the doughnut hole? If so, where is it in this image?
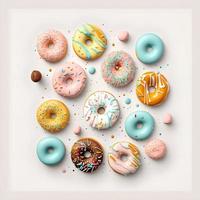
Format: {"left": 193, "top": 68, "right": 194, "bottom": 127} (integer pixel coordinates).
{"left": 97, "top": 107, "right": 105, "bottom": 115}
{"left": 84, "top": 151, "right": 92, "bottom": 158}
{"left": 148, "top": 86, "right": 156, "bottom": 93}
{"left": 114, "top": 61, "right": 123, "bottom": 71}
{"left": 49, "top": 112, "right": 57, "bottom": 119}
{"left": 146, "top": 44, "right": 153, "bottom": 53}
{"left": 47, "top": 39, "right": 55, "bottom": 49}
{"left": 65, "top": 77, "right": 73, "bottom": 85}
{"left": 136, "top": 121, "right": 143, "bottom": 129}
{"left": 47, "top": 146, "right": 54, "bottom": 154}
{"left": 120, "top": 153, "right": 128, "bottom": 162}
{"left": 85, "top": 38, "right": 92, "bottom": 46}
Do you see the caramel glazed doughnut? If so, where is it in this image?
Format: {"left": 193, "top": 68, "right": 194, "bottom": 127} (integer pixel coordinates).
{"left": 136, "top": 71, "right": 169, "bottom": 106}
{"left": 71, "top": 138, "right": 104, "bottom": 173}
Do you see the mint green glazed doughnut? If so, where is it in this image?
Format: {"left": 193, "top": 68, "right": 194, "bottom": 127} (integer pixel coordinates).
{"left": 36, "top": 137, "right": 66, "bottom": 165}
{"left": 135, "top": 33, "right": 164, "bottom": 64}
{"left": 125, "top": 111, "right": 155, "bottom": 140}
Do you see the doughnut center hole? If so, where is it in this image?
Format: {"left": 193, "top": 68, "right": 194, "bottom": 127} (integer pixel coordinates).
{"left": 115, "top": 61, "right": 122, "bottom": 71}
{"left": 97, "top": 107, "right": 105, "bottom": 115}
{"left": 120, "top": 154, "right": 128, "bottom": 162}
{"left": 85, "top": 39, "right": 92, "bottom": 46}
{"left": 136, "top": 121, "right": 143, "bottom": 129}
{"left": 50, "top": 113, "right": 56, "bottom": 119}
{"left": 148, "top": 86, "right": 155, "bottom": 93}
{"left": 65, "top": 77, "right": 73, "bottom": 85}
{"left": 48, "top": 40, "right": 54, "bottom": 49}
{"left": 47, "top": 147, "right": 54, "bottom": 154}
{"left": 146, "top": 45, "right": 153, "bottom": 53}
{"left": 84, "top": 151, "right": 91, "bottom": 158}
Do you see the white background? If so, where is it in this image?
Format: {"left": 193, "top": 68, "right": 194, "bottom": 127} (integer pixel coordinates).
{"left": 9, "top": 9, "right": 192, "bottom": 191}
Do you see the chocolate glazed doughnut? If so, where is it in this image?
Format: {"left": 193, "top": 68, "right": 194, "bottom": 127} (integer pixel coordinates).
{"left": 71, "top": 138, "right": 104, "bottom": 173}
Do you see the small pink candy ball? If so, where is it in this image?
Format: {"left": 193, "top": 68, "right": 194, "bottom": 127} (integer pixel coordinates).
{"left": 118, "top": 31, "right": 129, "bottom": 42}
{"left": 163, "top": 113, "right": 173, "bottom": 124}
{"left": 73, "top": 126, "right": 81, "bottom": 135}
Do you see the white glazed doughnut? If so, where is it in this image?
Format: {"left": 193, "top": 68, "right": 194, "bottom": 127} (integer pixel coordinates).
{"left": 108, "top": 141, "right": 141, "bottom": 175}
{"left": 84, "top": 91, "right": 120, "bottom": 130}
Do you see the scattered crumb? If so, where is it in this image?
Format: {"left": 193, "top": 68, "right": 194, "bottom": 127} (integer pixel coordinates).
{"left": 46, "top": 74, "right": 48, "bottom": 77}
{"left": 111, "top": 135, "right": 115, "bottom": 139}
{"left": 42, "top": 96, "right": 44, "bottom": 99}
{"left": 112, "top": 43, "right": 115, "bottom": 47}
{"left": 72, "top": 169, "right": 75, "bottom": 172}
{"left": 62, "top": 169, "right": 66, "bottom": 173}
{"left": 49, "top": 68, "right": 52, "bottom": 72}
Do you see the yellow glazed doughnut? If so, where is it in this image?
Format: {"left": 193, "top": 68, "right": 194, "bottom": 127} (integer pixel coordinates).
{"left": 136, "top": 71, "right": 169, "bottom": 106}
{"left": 72, "top": 24, "right": 107, "bottom": 60}
{"left": 36, "top": 100, "right": 70, "bottom": 133}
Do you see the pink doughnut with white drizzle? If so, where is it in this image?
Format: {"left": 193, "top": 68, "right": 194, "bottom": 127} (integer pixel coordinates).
{"left": 52, "top": 62, "right": 87, "bottom": 98}
{"left": 37, "top": 30, "right": 67, "bottom": 62}
{"left": 108, "top": 141, "right": 141, "bottom": 175}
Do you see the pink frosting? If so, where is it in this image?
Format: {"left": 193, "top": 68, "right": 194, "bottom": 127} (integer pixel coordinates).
{"left": 118, "top": 31, "right": 129, "bottom": 42}
{"left": 52, "top": 62, "right": 87, "bottom": 98}
{"left": 145, "top": 139, "right": 167, "bottom": 160}
{"left": 37, "top": 30, "right": 67, "bottom": 62}
{"left": 163, "top": 113, "right": 173, "bottom": 124}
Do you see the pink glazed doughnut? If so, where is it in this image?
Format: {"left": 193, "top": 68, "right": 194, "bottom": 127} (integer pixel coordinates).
{"left": 101, "top": 51, "right": 136, "bottom": 87}
{"left": 52, "top": 62, "right": 87, "bottom": 98}
{"left": 37, "top": 30, "right": 67, "bottom": 62}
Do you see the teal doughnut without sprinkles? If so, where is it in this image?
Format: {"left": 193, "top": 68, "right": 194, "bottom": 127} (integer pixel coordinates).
{"left": 36, "top": 137, "right": 66, "bottom": 166}
{"left": 125, "top": 111, "right": 155, "bottom": 140}
{"left": 135, "top": 33, "right": 164, "bottom": 64}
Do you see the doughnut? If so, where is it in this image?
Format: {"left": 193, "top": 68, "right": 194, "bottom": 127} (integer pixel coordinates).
{"left": 52, "top": 62, "right": 87, "bottom": 98}
{"left": 101, "top": 51, "right": 136, "bottom": 87}
{"left": 72, "top": 24, "right": 107, "bottom": 60}
{"left": 136, "top": 71, "right": 169, "bottom": 106}
{"left": 36, "top": 137, "right": 66, "bottom": 165}
{"left": 71, "top": 138, "right": 104, "bottom": 173}
{"left": 36, "top": 100, "right": 70, "bottom": 133}
{"left": 37, "top": 30, "right": 67, "bottom": 62}
{"left": 145, "top": 139, "right": 167, "bottom": 160}
{"left": 108, "top": 141, "right": 141, "bottom": 175}
{"left": 84, "top": 91, "right": 120, "bottom": 130}
{"left": 135, "top": 33, "right": 164, "bottom": 64}
{"left": 125, "top": 111, "right": 155, "bottom": 140}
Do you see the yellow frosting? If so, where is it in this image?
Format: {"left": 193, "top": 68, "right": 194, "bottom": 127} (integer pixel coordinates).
{"left": 36, "top": 100, "right": 70, "bottom": 133}
{"left": 136, "top": 71, "right": 169, "bottom": 106}
{"left": 72, "top": 24, "right": 107, "bottom": 60}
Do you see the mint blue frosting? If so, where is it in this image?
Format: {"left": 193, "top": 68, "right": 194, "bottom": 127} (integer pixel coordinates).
{"left": 36, "top": 137, "right": 66, "bottom": 166}
{"left": 125, "top": 111, "right": 154, "bottom": 140}
{"left": 88, "top": 66, "right": 96, "bottom": 74}
{"left": 135, "top": 33, "right": 164, "bottom": 64}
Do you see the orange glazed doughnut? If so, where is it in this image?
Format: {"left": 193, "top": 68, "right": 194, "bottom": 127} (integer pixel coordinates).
{"left": 136, "top": 72, "right": 169, "bottom": 106}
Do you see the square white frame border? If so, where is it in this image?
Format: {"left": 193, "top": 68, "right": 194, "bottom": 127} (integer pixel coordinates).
{"left": 0, "top": 0, "right": 199, "bottom": 199}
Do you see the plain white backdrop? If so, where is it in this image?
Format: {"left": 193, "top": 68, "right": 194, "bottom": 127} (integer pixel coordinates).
{"left": 9, "top": 9, "right": 192, "bottom": 191}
